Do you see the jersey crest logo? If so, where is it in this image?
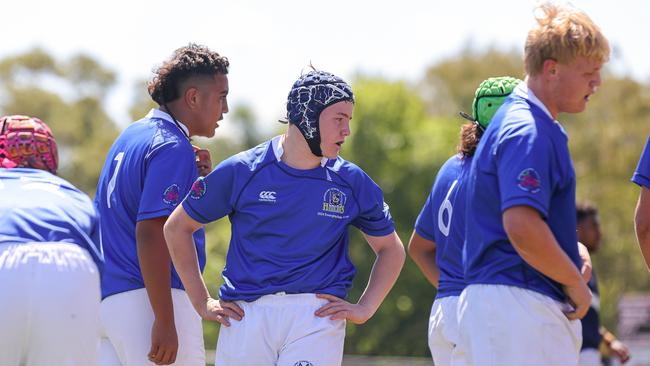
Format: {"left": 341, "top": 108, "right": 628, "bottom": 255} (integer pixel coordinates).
{"left": 322, "top": 187, "right": 346, "bottom": 214}
{"left": 190, "top": 178, "right": 207, "bottom": 200}
{"left": 259, "top": 191, "right": 277, "bottom": 202}
{"left": 162, "top": 184, "right": 180, "bottom": 205}
{"left": 294, "top": 361, "right": 313, "bottom": 366}
{"left": 517, "top": 168, "right": 541, "bottom": 193}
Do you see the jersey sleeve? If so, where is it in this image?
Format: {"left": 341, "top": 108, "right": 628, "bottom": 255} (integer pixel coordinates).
{"left": 137, "top": 141, "right": 197, "bottom": 221}
{"left": 497, "top": 126, "right": 557, "bottom": 218}
{"left": 351, "top": 173, "right": 395, "bottom": 236}
{"left": 632, "top": 136, "right": 650, "bottom": 188}
{"left": 414, "top": 191, "right": 436, "bottom": 241}
{"left": 181, "top": 157, "right": 237, "bottom": 224}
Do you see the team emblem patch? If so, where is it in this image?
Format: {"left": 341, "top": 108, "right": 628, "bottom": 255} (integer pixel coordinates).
{"left": 517, "top": 168, "right": 541, "bottom": 193}
{"left": 322, "top": 187, "right": 347, "bottom": 214}
{"left": 162, "top": 184, "right": 180, "bottom": 205}
{"left": 294, "top": 361, "right": 313, "bottom": 366}
{"left": 190, "top": 178, "right": 207, "bottom": 200}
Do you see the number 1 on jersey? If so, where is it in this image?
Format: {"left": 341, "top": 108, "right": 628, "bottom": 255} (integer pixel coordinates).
{"left": 106, "top": 152, "right": 125, "bottom": 208}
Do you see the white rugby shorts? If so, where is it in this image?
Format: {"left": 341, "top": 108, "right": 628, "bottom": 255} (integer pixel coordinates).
{"left": 428, "top": 295, "right": 461, "bottom": 366}
{"left": 215, "top": 293, "right": 346, "bottom": 366}
{"left": 99, "top": 287, "right": 205, "bottom": 366}
{"left": 455, "top": 284, "right": 582, "bottom": 366}
{"left": 578, "top": 348, "right": 601, "bottom": 366}
{"left": 0, "top": 242, "right": 101, "bottom": 366}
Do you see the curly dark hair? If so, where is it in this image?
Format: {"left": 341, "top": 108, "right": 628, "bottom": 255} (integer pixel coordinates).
{"left": 148, "top": 43, "right": 229, "bottom": 105}
{"left": 457, "top": 122, "right": 483, "bottom": 158}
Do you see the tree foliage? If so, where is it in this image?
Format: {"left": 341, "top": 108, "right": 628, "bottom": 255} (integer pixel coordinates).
{"left": 0, "top": 48, "right": 119, "bottom": 193}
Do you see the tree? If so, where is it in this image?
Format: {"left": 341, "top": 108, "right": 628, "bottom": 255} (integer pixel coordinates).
{"left": 0, "top": 48, "right": 119, "bottom": 194}
{"left": 341, "top": 76, "right": 460, "bottom": 356}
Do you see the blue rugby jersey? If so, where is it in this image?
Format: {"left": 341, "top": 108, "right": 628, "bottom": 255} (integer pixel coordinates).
{"left": 95, "top": 109, "right": 206, "bottom": 299}
{"left": 632, "top": 136, "right": 650, "bottom": 188}
{"left": 464, "top": 84, "right": 581, "bottom": 302}
{"left": 0, "top": 168, "right": 102, "bottom": 266}
{"left": 182, "top": 136, "right": 395, "bottom": 301}
{"left": 414, "top": 155, "right": 470, "bottom": 298}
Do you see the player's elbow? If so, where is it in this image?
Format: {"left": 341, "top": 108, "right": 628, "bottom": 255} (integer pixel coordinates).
{"left": 407, "top": 232, "right": 435, "bottom": 262}
{"left": 406, "top": 242, "right": 418, "bottom": 261}
{"left": 635, "top": 210, "right": 650, "bottom": 242}
{"left": 381, "top": 233, "right": 406, "bottom": 266}
{"left": 396, "top": 240, "right": 407, "bottom": 267}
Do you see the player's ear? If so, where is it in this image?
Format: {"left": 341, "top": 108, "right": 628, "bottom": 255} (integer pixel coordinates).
{"left": 184, "top": 86, "right": 200, "bottom": 110}
{"left": 542, "top": 59, "right": 558, "bottom": 79}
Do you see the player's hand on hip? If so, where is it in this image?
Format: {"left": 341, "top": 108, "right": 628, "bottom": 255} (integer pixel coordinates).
{"left": 200, "top": 297, "right": 244, "bottom": 327}
{"left": 148, "top": 319, "right": 178, "bottom": 365}
{"left": 314, "top": 293, "right": 373, "bottom": 325}
{"left": 563, "top": 280, "right": 592, "bottom": 320}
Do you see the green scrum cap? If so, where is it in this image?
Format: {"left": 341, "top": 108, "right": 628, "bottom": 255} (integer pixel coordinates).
{"left": 460, "top": 76, "right": 522, "bottom": 130}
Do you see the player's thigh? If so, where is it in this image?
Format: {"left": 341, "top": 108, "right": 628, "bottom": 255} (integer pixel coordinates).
{"left": 101, "top": 288, "right": 205, "bottom": 366}
{"left": 277, "top": 317, "right": 345, "bottom": 366}
{"left": 429, "top": 296, "right": 459, "bottom": 366}
{"left": 578, "top": 348, "right": 601, "bottom": 366}
{"left": 170, "top": 289, "right": 205, "bottom": 366}
{"left": 458, "top": 284, "right": 580, "bottom": 366}
{"left": 98, "top": 337, "right": 123, "bottom": 366}
{"left": 0, "top": 243, "right": 30, "bottom": 365}
{"left": 28, "top": 243, "right": 101, "bottom": 366}
{"left": 100, "top": 288, "right": 155, "bottom": 365}
{"left": 214, "top": 300, "right": 277, "bottom": 366}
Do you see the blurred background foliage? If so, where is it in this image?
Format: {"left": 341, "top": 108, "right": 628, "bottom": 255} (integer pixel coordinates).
{"left": 1, "top": 47, "right": 649, "bottom": 357}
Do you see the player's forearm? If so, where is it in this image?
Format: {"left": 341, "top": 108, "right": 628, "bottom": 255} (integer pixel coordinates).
{"left": 358, "top": 235, "right": 405, "bottom": 316}
{"left": 635, "top": 188, "right": 650, "bottom": 270}
{"left": 163, "top": 212, "right": 211, "bottom": 312}
{"left": 136, "top": 218, "right": 175, "bottom": 323}
{"left": 407, "top": 232, "right": 440, "bottom": 287}
{"left": 503, "top": 206, "right": 584, "bottom": 288}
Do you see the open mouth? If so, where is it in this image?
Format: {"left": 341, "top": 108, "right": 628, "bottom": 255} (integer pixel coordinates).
{"left": 336, "top": 141, "right": 344, "bottom": 147}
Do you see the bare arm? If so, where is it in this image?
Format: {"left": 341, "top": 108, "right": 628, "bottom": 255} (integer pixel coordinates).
{"left": 577, "top": 242, "right": 592, "bottom": 282}
{"left": 600, "top": 326, "right": 631, "bottom": 364}
{"left": 503, "top": 205, "right": 590, "bottom": 319}
{"left": 635, "top": 187, "right": 650, "bottom": 270}
{"left": 163, "top": 205, "right": 243, "bottom": 326}
{"left": 316, "top": 231, "right": 405, "bottom": 324}
{"left": 407, "top": 231, "right": 439, "bottom": 287}
{"left": 136, "top": 218, "right": 177, "bottom": 365}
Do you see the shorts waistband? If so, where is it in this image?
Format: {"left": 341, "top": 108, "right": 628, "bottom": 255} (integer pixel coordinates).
{"left": 245, "top": 292, "right": 323, "bottom": 306}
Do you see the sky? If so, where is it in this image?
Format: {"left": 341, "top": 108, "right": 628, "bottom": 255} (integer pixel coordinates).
{"left": 1, "top": 0, "right": 648, "bottom": 134}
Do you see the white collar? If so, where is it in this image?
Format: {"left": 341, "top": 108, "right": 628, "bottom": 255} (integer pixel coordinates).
{"left": 146, "top": 108, "right": 190, "bottom": 137}
{"left": 512, "top": 83, "right": 557, "bottom": 122}
{"left": 271, "top": 135, "right": 329, "bottom": 167}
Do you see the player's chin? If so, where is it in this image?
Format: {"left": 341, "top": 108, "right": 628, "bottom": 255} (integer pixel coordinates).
{"left": 573, "top": 102, "right": 587, "bottom": 113}
{"left": 202, "top": 128, "right": 217, "bottom": 138}
{"left": 322, "top": 147, "right": 340, "bottom": 159}
{"left": 565, "top": 100, "right": 587, "bottom": 114}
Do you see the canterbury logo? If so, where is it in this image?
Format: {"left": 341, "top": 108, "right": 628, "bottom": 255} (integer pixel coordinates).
{"left": 259, "top": 191, "right": 277, "bottom": 201}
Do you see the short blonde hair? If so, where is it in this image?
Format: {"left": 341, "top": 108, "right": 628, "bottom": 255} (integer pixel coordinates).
{"left": 525, "top": 2, "right": 610, "bottom": 76}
